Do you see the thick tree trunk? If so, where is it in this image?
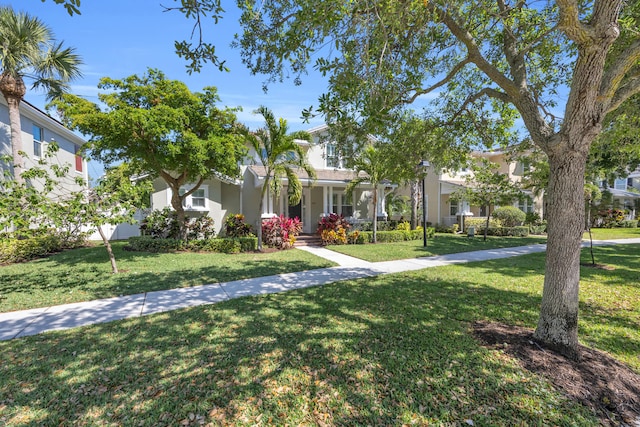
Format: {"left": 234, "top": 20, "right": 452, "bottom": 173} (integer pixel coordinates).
{"left": 170, "top": 190, "right": 188, "bottom": 240}
{"left": 97, "top": 225, "right": 119, "bottom": 274}
{"left": 533, "top": 148, "right": 588, "bottom": 361}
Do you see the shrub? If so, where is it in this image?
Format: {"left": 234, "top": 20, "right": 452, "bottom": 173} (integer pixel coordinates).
{"left": 317, "top": 213, "right": 351, "bottom": 234}
{"left": 529, "top": 223, "right": 547, "bottom": 235}
{"left": 434, "top": 223, "right": 459, "bottom": 233}
{"left": 262, "top": 215, "right": 302, "bottom": 249}
{"left": 350, "top": 228, "right": 435, "bottom": 244}
{"left": 126, "top": 236, "right": 184, "bottom": 252}
{"left": 126, "top": 236, "right": 258, "bottom": 254}
{"left": 321, "top": 228, "right": 348, "bottom": 245}
{"left": 395, "top": 221, "right": 411, "bottom": 231}
{"left": 0, "top": 234, "right": 64, "bottom": 264}
{"left": 224, "top": 213, "right": 254, "bottom": 237}
{"left": 474, "top": 226, "right": 530, "bottom": 237}
{"left": 524, "top": 211, "right": 543, "bottom": 226}
{"left": 595, "top": 209, "right": 627, "bottom": 228}
{"left": 140, "top": 208, "right": 216, "bottom": 240}
{"left": 492, "top": 206, "right": 526, "bottom": 227}
{"left": 466, "top": 217, "right": 501, "bottom": 228}
{"left": 621, "top": 219, "right": 638, "bottom": 228}
{"left": 140, "top": 208, "right": 180, "bottom": 238}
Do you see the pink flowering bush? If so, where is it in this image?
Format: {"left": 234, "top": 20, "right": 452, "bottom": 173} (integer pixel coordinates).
{"left": 262, "top": 215, "right": 302, "bottom": 249}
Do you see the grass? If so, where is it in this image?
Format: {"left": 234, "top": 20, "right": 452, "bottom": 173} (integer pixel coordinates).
{"left": 1, "top": 244, "right": 638, "bottom": 426}
{"left": 0, "top": 242, "right": 335, "bottom": 312}
{"left": 584, "top": 227, "right": 640, "bottom": 240}
{"left": 327, "top": 233, "right": 547, "bottom": 262}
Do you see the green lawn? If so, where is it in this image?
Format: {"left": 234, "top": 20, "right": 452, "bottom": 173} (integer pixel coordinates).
{"left": 0, "top": 242, "right": 335, "bottom": 312}
{"left": 584, "top": 227, "right": 640, "bottom": 240}
{"left": 327, "top": 233, "right": 547, "bottom": 262}
{"left": 2, "top": 244, "right": 638, "bottom": 426}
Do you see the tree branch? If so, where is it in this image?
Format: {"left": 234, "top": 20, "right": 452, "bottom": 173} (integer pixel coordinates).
{"left": 601, "top": 39, "right": 640, "bottom": 102}
{"left": 556, "top": 0, "right": 591, "bottom": 45}
{"left": 426, "top": 3, "right": 519, "bottom": 98}
{"left": 606, "top": 74, "right": 640, "bottom": 114}
{"left": 403, "top": 57, "right": 472, "bottom": 104}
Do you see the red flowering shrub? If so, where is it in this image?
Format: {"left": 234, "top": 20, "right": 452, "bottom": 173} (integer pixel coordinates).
{"left": 262, "top": 215, "right": 302, "bottom": 249}
{"left": 596, "top": 209, "right": 626, "bottom": 228}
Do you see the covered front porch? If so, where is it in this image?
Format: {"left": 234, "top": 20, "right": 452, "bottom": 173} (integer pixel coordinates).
{"left": 248, "top": 166, "right": 396, "bottom": 234}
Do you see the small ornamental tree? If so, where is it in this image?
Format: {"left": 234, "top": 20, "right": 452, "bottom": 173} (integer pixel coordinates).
{"left": 452, "top": 159, "right": 523, "bottom": 241}
{"left": 50, "top": 68, "right": 247, "bottom": 240}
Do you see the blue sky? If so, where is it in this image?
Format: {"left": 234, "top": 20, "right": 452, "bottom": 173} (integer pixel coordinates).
{"left": 13, "top": 1, "right": 329, "bottom": 126}
{"left": 11, "top": 0, "right": 331, "bottom": 179}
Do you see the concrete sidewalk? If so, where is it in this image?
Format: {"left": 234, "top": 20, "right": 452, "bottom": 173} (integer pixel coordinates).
{"left": 1, "top": 238, "right": 638, "bottom": 341}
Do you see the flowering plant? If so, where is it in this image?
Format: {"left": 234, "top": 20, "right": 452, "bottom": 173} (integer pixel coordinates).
{"left": 262, "top": 215, "right": 302, "bottom": 249}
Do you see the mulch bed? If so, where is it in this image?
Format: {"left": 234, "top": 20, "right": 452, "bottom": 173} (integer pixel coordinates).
{"left": 472, "top": 321, "right": 640, "bottom": 426}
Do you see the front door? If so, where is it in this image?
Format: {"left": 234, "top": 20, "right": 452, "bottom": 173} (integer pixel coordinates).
{"left": 289, "top": 201, "right": 302, "bottom": 221}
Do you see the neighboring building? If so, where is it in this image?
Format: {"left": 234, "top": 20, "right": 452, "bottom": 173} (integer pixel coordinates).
{"left": 413, "top": 150, "right": 544, "bottom": 229}
{"left": 598, "top": 169, "right": 640, "bottom": 219}
{"left": 0, "top": 97, "right": 88, "bottom": 196}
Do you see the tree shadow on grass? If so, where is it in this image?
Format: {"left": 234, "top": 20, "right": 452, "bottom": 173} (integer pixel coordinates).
{"left": 0, "top": 243, "right": 333, "bottom": 311}
{"left": 0, "top": 273, "right": 599, "bottom": 426}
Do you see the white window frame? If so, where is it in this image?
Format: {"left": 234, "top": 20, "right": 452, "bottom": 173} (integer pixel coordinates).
{"left": 518, "top": 197, "right": 534, "bottom": 213}
{"left": 326, "top": 143, "right": 342, "bottom": 169}
{"left": 449, "top": 199, "right": 459, "bottom": 216}
{"left": 33, "top": 125, "right": 43, "bottom": 158}
{"left": 168, "top": 184, "right": 209, "bottom": 211}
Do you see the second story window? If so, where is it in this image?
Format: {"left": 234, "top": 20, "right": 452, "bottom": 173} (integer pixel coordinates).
{"left": 326, "top": 143, "right": 341, "bottom": 168}
{"left": 33, "top": 125, "right": 43, "bottom": 157}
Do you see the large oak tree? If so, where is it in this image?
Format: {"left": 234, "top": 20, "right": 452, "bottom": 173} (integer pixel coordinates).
{"left": 212, "top": 0, "right": 637, "bottom": 360}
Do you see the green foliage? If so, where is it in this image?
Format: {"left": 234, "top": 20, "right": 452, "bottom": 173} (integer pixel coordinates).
{"left": 492, "top": 206, "right": 526, "bottom": 227}
{"left": 621, "top": 220, "right": 639, "bottom": 228}
{"left": 451, "top": 160, "right": 523, "bottom": 219}
{"left": 126, "top": 236, "right": 258, "bottom": 254}
{"left": 472, "top": 226, "right": 530, "bottom": 237}
{"left": 50, "top": 68, "right": 247, "bottom": 238}
{"left": 354, "top": 228, "right": 434, "bottom": 244}
{"left": 140, "top": 208, "right": 216, "bottom": 240}
{"left": 0, "top": 234, "right": 64, "bottom": 264}
{"left": 466, "top": 217, "right": 501, "bottom": 229}
{"left": 435, "top": 223, "right": 459, "bottom": 234}
{"left": 248, "top": 106, "right": 316, "bottom": 250}
{"left": 224, "top": 214, "right": 254, "bottom": 238}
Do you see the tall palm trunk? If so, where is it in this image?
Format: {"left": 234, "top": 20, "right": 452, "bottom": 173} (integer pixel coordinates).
{"left": 1, "top": 73, "right": 27, "bottom": 184}
{"left": 372, "top": 186, "right": 378, "bottom": 243}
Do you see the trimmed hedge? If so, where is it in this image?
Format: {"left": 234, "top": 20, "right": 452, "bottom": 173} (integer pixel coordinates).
{"left": 0, "top": 234, "right": 64, "bottom": 264}
{"left": 473, "top": 226, "right": 530, "bottom": 237}
{"left": 354, "top": 228, "right": 435, "bottom": 244}
{"left": 126, "top": 236, "right": 258, "bottom": 254}
{"left": 620, "top": 220, "right": 639, "bottom": 228}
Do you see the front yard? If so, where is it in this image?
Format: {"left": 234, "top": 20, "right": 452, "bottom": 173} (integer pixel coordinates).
{"left": 0, "top": 242, "right": 335, "bottom": 312}
{"left": 327, "top": 233, "right": 548, "bottom": 262}
{"left": 0, "top": 244, "right": 638, "bottom": 425}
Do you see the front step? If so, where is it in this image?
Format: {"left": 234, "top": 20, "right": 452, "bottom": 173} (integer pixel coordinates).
{"left": 295, "top": 234, "right": 323, "bottom": 247}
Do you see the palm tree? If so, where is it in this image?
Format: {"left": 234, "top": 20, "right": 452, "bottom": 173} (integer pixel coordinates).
{"left": 346, "top": 144, "right": 391, "bottom": 243}
{"left": 248, "top": 106, "right": 317, "bottom": 250}
{"left": 0, "top": 6, "right": 82, "bottom": 183}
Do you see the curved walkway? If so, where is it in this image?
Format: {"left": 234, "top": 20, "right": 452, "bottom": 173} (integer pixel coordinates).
{"left": 1, "top": 238, "right": 638, "bottom": 341}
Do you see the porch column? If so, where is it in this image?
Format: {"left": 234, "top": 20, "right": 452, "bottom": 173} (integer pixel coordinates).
{"left": 328, "top": 186, "right": 334, "bottom": 214}
{"left": 322, "top": 186, "right": 328, "bottom": 215}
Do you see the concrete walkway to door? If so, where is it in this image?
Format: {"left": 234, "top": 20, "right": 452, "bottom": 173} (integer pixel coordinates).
{"left": 1, "top": 238, "right": 638, "bottom": 341}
